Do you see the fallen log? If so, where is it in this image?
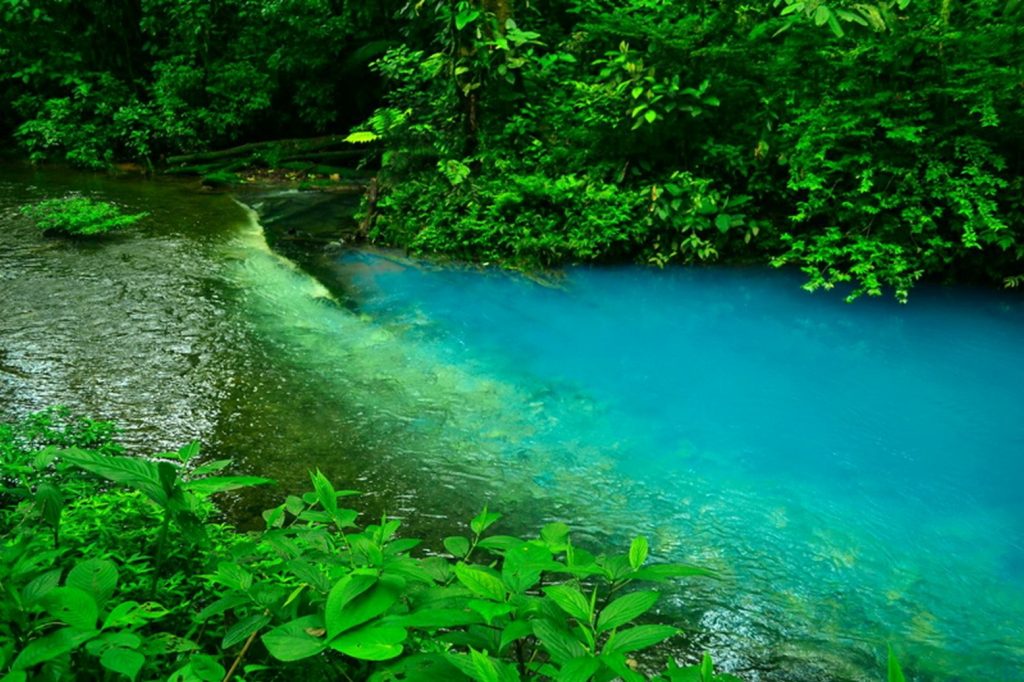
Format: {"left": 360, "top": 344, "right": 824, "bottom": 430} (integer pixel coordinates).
{"left": 165, "top": 135, "right": 354, "bottom": 166}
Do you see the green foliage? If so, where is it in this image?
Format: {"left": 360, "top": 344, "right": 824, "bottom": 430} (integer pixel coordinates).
{"left": 20, "top": 198, "right": 148, "bottom": 236}
{"left": 0, "top": 0, "right": 402, "bottom": 165}
{"left": 3, "top": 0, "right": 1023, "bottom": 298}
{"left": 354, "top": 0, "right": 1024, "bottom": 300}
{"left": 1, "top": 408, "right": 920, "bottom": 680}
{"left": 0, "top": 409, "right": 731, "bottom": 681}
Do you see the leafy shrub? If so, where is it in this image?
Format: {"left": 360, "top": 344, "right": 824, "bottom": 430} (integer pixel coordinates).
{"left": 0, "top": 408, "right": 914, "bottom": 681}
{"left": 0, "top": 409, "right": 749, "bottom": 681}
{"left": 20, "top": 198, "right": 148, "bottom": 236}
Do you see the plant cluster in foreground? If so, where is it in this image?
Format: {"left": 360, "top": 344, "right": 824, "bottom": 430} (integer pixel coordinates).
{"left": 0, "top": 408, "right": 908, "bottom": 681}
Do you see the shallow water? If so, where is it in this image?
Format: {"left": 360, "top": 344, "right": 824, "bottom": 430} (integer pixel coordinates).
{"left": 1, "top": 168, "right": 1022, "bottom": 681}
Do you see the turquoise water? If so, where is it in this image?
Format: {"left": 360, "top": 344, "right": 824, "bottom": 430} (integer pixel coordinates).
{"left": 324, "top": 251, "right": 1024, "bottom": 681}
{"left": 4, "top": 169, "right": 1023, "bottom": 680}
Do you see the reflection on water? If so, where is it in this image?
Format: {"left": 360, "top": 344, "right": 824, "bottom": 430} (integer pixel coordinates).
{"left": 2, "top": 169, "right": 1023, "bottom": 681}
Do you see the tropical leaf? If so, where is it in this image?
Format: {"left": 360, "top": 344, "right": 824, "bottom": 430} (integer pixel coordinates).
{"left": 222, "top": 613, "right": 271, "bottom": 649}
{"left": 99, "top": 647, "right": 145, "bottom": 681}
{"left": 326, "top": 579, "right": 399, "bottom": 637}
{"left": 329, "top": 625, "right": 407, "bottom": 660}
{"left": 543, "top": 585, "right": 592, "bottom": 622}
{"left": 42, "top": 587, "right": 99, "bottom": 631}
{"left": 454, "top": 564, "right": 507, "bottom": 602}
{"left": 602, "top": 624, "right": 680, "bottom": 654}
{"left": 262, "top": 616, "right": 327, "bottom": 662}
{"left": 628, "top": 537, "right": 649, "bottom": 570}
{"left": 67, "top": 559, "right": 118, "bottom": 607}
{"left": 596, "top": 591, "right": 658, "bottom": 633}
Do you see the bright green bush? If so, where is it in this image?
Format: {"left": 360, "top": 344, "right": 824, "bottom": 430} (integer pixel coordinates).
{"left": 355, "top": 0, "right": 1024, "bottom": 301}
{"left": 20, "top": 198, "right": 148, "bottom": 236}
{"left": 0, "top": 408, "right": 914, "bottom": 681}
{"left": 1, "top": 409, "right": 746, "bottom": 681}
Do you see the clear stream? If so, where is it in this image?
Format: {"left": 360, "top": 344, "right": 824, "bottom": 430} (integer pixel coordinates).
{"left": 1, "top": 167, "right": 1022, "bottom": 681}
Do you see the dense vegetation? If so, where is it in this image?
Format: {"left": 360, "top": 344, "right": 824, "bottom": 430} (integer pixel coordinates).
{"left": 2, "top": 1, "right": 1022, "bottom": 299}
{"left": 2, "top": 408, "right": 772, "bottom": 681}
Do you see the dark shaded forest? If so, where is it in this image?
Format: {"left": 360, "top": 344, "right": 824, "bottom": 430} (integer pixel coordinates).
{"left": 3, "top": 0, "right": 1022, "bottom": 298}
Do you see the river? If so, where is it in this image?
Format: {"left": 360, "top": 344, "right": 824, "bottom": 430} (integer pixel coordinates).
{"left": 1, "top": 166, "right": 1022, "bottom": 681}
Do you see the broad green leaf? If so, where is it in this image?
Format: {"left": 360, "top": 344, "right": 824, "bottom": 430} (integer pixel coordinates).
{"left": 596, "top": 591, "right": 658, "bottom": 633}
{"left": 467, "top": 599, "right": 513, "bottom": 625}
{"left": 502, "top": 541, "right": 554, "bottom": 593}
{"left": 418, "top": 556, "right": 453, "bottom": 583}
{"left": 100, "top": 647, "right": 145, "bottom": 681}
{"left": 499, "top": 619, "right": 534, "bottom": 652}
{"left": 214, "top": 562, "right": 252, "bottom": 591}
{"left": 444, "top": 535, "right": 471, "bottom": 557}
{"left": 67, "top": 559, "right": 118, "bottom": 607}
{"left": 602, "top": 624, "right": 679, "bottom": 655}
{"left": 470, "top": 506, "right": 501, "bottom": 535}
{"left": 543, "top": 585, "right": 592, "bottom": 622}
{"left": 628, "top": 537, "right": 648, "bottom": 570}
{"left": 189, "top": 459, "right": 231, "bottom": 476}
{"left": 455, "top": 9, "right": 481, "bottom": 30}
{"left": 330, "top": 625, "right": 406, "bottom": 661}
{"left": 103, "top": 601, "right": 147, "bottom": 630}
{"left": 827, "top": 12, "right": 844, "bottom": 37}
{"left": 557, "top": 656, "right": 600, "bottom": 682}
{"left": 144, "top": 632, "right": 199, "bottom": 654}
{"left": 85, "top": 631, "right": 141, "bottom": 655}
{"left": 310, "top": 469, "right": 337, "bottom": 514}
{"left": 382, "top": 556, "right": 434, "bottom": 585}
{"left": 388, "top": 608, "right": 483, "bottom": 629}
{"left": 185, "top": 654, "right": 224, "bottom": 681}
{"left": 701, "top": 652, "right": 714, "bottom": 680}
{"left": 599, "top": 652, "right": 646, "bottom": 682}
{"left": 21, "top": 568, "right": 62, "bottom": 604}
{"left": 34, "top": 481, "right": 62, "bottom": 529}
{"left": 532, "top": 620, "right": 587, "bottom": 664}
{"left": 325, "top": 573, "right": 377, "bottom": 637}
{"left": 222, "top": 613, "right": 271, "bottom": 649}
{"left": 540, "top": 522, "right": 570, "bottom": 550}
{"left": 387, "top": 538, "right": 422, "bottom": 554}
{"left": 176, "top": 441, "right": 200, "bottom": 463}
{"left": 42, "top": 586, "right": 99, "bottom": 631}
{"left": 61, "top": 449, "right": 167, "bottom": 505}
{"left": 12, "top": 627, "right": 96, "bottom": 670}
{"left": 263, "top": 503, "right": 285, "bottom": 529}
{"left": 261, "top": 615, "right": 327, "bottom": 662}
{"left": 327, "top": 579, "right": 400, "bottom": 637}
{"left": 478, "top": 535, "right": 524, "bottom": 552}
{"left": 470, "top": 648, "right": 500, "bottom": 682}
{"left": 454, "top": 564, "right": 507, "bottom": 602}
